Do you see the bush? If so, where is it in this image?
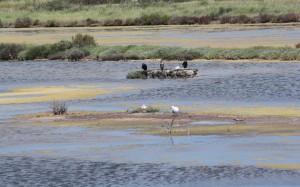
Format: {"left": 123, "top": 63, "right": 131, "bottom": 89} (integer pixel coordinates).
{"left": 203, "top": 49, "right": 223, "bottom": 59}
{"left": 100, "top": 54, "right": 140, "bottom": 61}
{"left": 296, "top": 43, "right": 300, "bottom": 48}
{"left": 50, "top": 101, "right": 68, "bottom": 115}
{"left": 0, "top": 43, "right": 23, "bottom": 60}
{"left": 275, "top": 13, "right": 299, "bottom": 23}
{"left": 220, "top": 15, "right": 254, "bottom": 24}
{"left": 198, "top": 16, "right": 211, "bottom": 24}
{"left": 103, "top": 19, "right": 123, "bottom": 26}
{"left": 259, "top": 50, "right": 282, "bottom": 60}
{"left": 129, "top": 105, "right": 160, "bottom": 114}
{"left": 134, "top": 13, "right": 167, "bottom": 25}
{"left": 32, "top": 19, "right": 40, "bottom": 26}
{"left": 175, "top": 54, "right": 194, "bottom": 60}
{"left": 254, "top": 14, "right": 273, "bottom": 23}
{"left": 85, "top": 18, "right": 98, "bottom": 26}
{"left": 21, "top": 45, "right": 50, "bottom": 60}
{"left": 209, "top": 7, "right": 233, "bottom": 20}
{"left": 67, "top": 48, "right": 85, "bottom": 61}
{"left": 49, "top": 40, "right": 73, "bottom": 54}
{"left": 280, "top": 51, "right": 298, "bottom": 60}
{"left": 44, "top": 20, "right": 59, "bottom": 27}
{"left": 72, "top": 33, "right": 96, "bottom": 47}
{"left": 47, "top": 53, "right": 67, "bottom": 60}
{"left": 0, "top": 19, "right": 3, "bottom": 28}
{"left": 220, "top": 49, "right": 243, "bottom": 60}
{"left": 15, "top": 17, "right": 32, "bottom": 28}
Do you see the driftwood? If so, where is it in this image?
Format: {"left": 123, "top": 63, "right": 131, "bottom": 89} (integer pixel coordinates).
{"left": 126, "top": 69, "right": 198, "bottom": 79}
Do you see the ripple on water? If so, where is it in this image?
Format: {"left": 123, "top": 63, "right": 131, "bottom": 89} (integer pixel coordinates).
{"left": 0, "top": 156, "right": 300, "bottom": 187}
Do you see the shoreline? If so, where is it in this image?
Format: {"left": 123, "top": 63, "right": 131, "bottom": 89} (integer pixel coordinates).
{"left": 13, "top": 111, "right": 300, "bottom": 137}
{"left": 1, "top": 57, "right": 299, "bottom": 63}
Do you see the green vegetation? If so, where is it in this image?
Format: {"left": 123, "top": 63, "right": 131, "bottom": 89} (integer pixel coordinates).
{"left": 1, "top": 33, "right": 300, "bottom": 61}
{"left": 50, "top": 101, "right": 68, "bottom": 115}
{"left": 128, "top": 106, "right": 160, "bottom": 113}
{"left": 0, "top": 0, "right": 299, "bottom": 27}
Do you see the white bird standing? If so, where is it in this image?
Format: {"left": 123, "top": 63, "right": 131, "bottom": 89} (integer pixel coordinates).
{"left": 171, "top": 106, "right": 180, "bottom": 114}
{"left": 141, "top": 105, "right": 147, "bottom": 109}
{"left": 175, "top": 66, "right": 180, "bottom": 69}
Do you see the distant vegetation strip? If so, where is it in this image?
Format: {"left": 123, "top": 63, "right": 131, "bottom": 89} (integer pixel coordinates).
{"left": 0, "top": 0, "right": 299, "bottom": 28}
{"left": 0, "top": 34, "right": 300, "bottom": 61}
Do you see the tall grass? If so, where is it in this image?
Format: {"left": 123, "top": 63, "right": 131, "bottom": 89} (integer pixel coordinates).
{"left": 0, "top": 0, "right": 299, "bottom": 25}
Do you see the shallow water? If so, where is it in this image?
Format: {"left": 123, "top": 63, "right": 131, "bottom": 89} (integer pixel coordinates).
{"left": 1, "top": 125, "right": 300, "bottom": 186}
{"left": 1, "top": 60, "right": 300, "bottom": 185}
{"left": 0, "top": 25, "right": 299, "bottom": 47}
{"left": 1, "top": 61, "right": 300, "bottom": 119}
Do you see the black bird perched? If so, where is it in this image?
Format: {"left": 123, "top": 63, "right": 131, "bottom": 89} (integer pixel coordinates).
{"left": 160, "top": 61, "right": 164, "bottom": 71}
{"left": 182, "top": 60, "right": 188, "bottom": 68}
{"left": 142, "top": 63, "right": 147, "bottom": 71}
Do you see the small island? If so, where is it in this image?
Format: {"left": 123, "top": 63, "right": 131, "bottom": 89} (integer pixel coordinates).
{"left": 126, "top": 69, "right": 198, "bottom": 79}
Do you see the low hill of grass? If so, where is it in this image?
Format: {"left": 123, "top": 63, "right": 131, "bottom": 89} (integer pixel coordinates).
{"left": 0, "top": 0, "right": 299, "bottom": 28}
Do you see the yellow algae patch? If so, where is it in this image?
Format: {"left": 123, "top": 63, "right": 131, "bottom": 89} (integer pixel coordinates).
{"left": 259, "top": 164, "right": 300, "bottom": 171}
{"left": 140, "top": 123, "right": 300, "bottom": 136}
{"left": 192, "top": 106, "right": 300, "bottom": 117}
{"left": 34, "top": 150, "right": 55, "bottom": 153}
{"left": 0, "top": 85, "right": 110, "bottom": 104}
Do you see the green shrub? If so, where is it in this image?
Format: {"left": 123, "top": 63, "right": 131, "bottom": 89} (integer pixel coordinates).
{"left": 32, "top": 19, "right": 40, "bottom": 26}
{"left": 67, "top": 48, "right": 85, "bottom": 61}
{"left": 50, "top": 101, "right": 68, "bottom": 115}
{"left": 20, "top": 45, "right": 50, "bottom": 60}
{"left": 220, "top": 49, "right": 242, "bottom": 60}
{"left": 129, "top": 105, "right": 160, "bottom": 114}
{"left": 47, "top": 53, "right": 67, "bottom": 60}
{"left": 17, "top": 50, "right": 27, "bottom": 61}
{"left": 297, "top": 54, "right": 300, "bottom": 60}
{"left": 0, "top": 19, "right": 3, "bottom": 28}
{"left": 259, "top": 50, "right": 282, "bottom": 60}
{"left": 254, "top": 14, "right": 273, "bottom": 23}
{"left": 72, "top": 33, "right": 96, "bottom": 47}
{"left": 15, "top": 17, "right": 32, "bottom": 28}
{"left": 100, "top": 54, "right": 139, "bottom": 61}
{"left": 44, "top": 20, "right": 59, "bottom": 27}
{"left": 49, "top": 40, "right": 73, "bottom": 54}
{"left": 103, "top": 19, "right": 123, "bottom": 26}
{"left": 0, "top": 43, "right": 23, "bottom": 60}
{"left": 275, "top": 13, "right": 299, "bottom": 23}
{"left": 280, "top": 51, "right": 298, "bottom": 60}
{"left": 189, "top": 47, "right": 211, "bottom": 59}
{"left": 203, "top": 49, "right": 223, "bottom": 59}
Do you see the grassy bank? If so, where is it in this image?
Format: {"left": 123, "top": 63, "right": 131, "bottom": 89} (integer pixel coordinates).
{"left": 0, "top": 0, "right": 299, "bottom": 28}
{"left": 1, "top": 34, "right": 300, "bottom": 61}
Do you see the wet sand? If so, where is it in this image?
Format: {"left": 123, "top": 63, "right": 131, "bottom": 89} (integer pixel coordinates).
{"left": 16, "top": 111, "right": 300, "bottom": 136}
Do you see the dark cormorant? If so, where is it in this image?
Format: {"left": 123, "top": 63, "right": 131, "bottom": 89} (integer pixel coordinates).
{"left": 142, "top": 63, "right": 147, "bottom": 71}
{"left": 182, "top": 60, "right": 188, "bottom": 68}
{"left": 160, "top": 61, "right": 164, "bottom": 71}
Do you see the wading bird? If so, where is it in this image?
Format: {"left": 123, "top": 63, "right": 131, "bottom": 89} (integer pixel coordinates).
{"left": 175, "top": 66, "right": 180, "bottom": 69}
{"left": 141, "top": 105, "right": 147, "bottom": 109}
{"left": 182, "top": 60, "right": 188, "bottom": 68}
{"left": 160, "top": 60, "right": 164, "bottom": 71}
{"left": 171, "top": 106, "right": 180, "bottom": 115}
{"left": 142, "top": 63, "right": 147, "bottom": 71}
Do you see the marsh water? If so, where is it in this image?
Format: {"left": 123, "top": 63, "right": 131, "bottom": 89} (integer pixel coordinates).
{"left": 0, "top": 25, "right": 299, "bottom": 47}
{"left": 1, "top": 61, "right": 300, "bottom": 186}
{"left": 1, "top": 61, "right": 300, "bottom": 118}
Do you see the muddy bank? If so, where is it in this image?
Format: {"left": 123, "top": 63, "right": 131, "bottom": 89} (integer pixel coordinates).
{"left": 16, "top": 111, "right": 300, "bottom": 136}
